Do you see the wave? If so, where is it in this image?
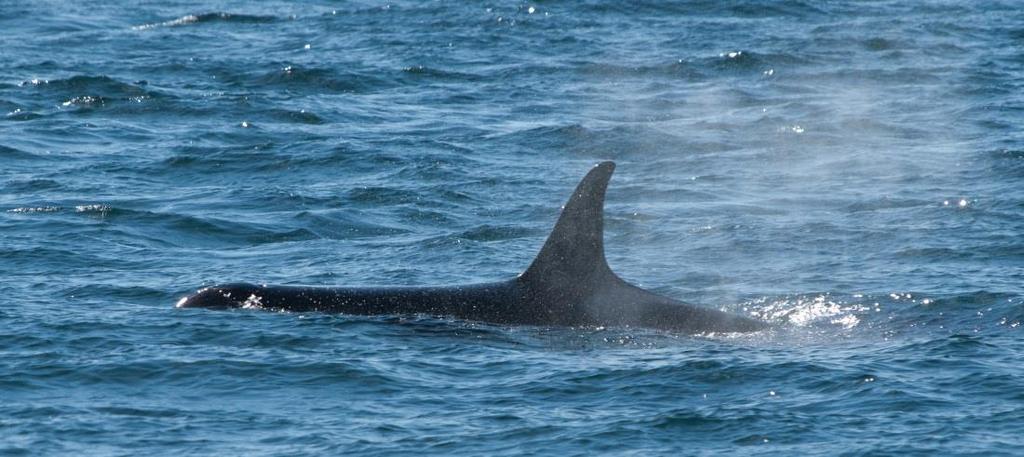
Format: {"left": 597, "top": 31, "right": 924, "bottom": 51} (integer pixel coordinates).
{"left": 3, "top": 204, "right": 320, "bottom": 247}
{"left": 132, "top": 12, "right": 280, "bottom": 31}
{"left": 264, "top": 108, "right": 325, "bottom": 125}
{"left": 161, "top": 143, "right": 383, "bottom": 174}
{"left": 4, "top": 108, "right": 43, "bottom": 121}
{"left": 400, "top": 65, "right": 484, "bottom": 82}
{"left": 58, "top": 284, "right": 168, "bottom": 302}
{"left": 844, "top": 197, "right": 930, "bottom": 213}
{"left": 700, "top": 50, "right": 812, "bottom": 75}
{"left": 0, "top": 145, "right": 37, "bottom": 159}
{"left": 19, "top": 75, "right": 169, "bottom": 114}
{"left": 2, "top": 179, "right": 61, "bottom": 193}
{"left": 344, "top": 187, "right": 421, "bottom": 206}
{"left": 496, "top": 122, "right": 713, "bottom": 159}
{"left": 246, "top": 65, "right": 388, "bottom": 94}
{"left": 21, "top": 75, "right": 153, "bottom": 96}
{"left": 576, "top": 51, "right": 809, "bottom": 82}
{"left": 580, "top": 0, "right": 826, "bottom": 18}
{"left": 457, "top": 224, "right": 537, "bottom": 242}
{"left": 578, "top": 60, "right": 706, "bottom": 81}
{"left": 293, "top": 211, "right": 409, "bottom": 239}
{"left": 7, "top": 206, "right": 62, "bottom": 213}
{"left": 5, "top": 204, "right": 115, "bottom": 215}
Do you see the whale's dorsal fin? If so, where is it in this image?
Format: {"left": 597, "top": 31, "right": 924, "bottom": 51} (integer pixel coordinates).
{"left": 520, "top": 161, "right": 619, "bottom": 295}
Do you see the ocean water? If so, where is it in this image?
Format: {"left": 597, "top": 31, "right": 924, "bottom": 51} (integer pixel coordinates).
{"left": 2, "top": 1, "right": 1023, "bottom": 455}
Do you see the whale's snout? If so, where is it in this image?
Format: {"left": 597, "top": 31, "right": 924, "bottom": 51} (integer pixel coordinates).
{"left": 175, "top": 283, "right": 258, "bottom": 309}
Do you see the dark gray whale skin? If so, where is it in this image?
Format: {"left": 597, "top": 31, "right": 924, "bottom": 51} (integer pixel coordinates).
{"left": 176, "top": 162, "right": 767, "bottom": 334}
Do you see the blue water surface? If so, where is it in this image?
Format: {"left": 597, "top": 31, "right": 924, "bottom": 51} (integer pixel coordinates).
{"left": 2, "top": 1, "right": 1023, "bottom": 455}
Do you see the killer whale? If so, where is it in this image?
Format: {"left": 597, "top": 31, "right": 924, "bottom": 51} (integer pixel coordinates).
{"left": 176, "top": 162, "right": 767, "bottom": 333}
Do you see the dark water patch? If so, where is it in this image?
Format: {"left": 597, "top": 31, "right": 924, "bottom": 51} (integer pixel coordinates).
{"left": 263, "top": 108, "right": 324, "bottom": 124}
{"left": 498, "top": 123, "right": 695, "bottom": 159}
{"left": 8, "top": 60, "right": 62, "bottom": 72}
{"left": 92, "top": 406, "right": 186, "bottom": 419}
{"left": 894, "top": 334, "right": 1002, "bottom": 361}
{"left": 345, "top": 186, "right": 421, "bottom": 206}
{"left": 862, "top": 37, "right": 901, "bottom": 51}
{"left": 702, "top": 50, "right": 790, "bottom": 75}
{"left": 457, "top": 224, "right": 537, "bottom": 242}
{"left": 894, "top": 247, "right": 970, "bottom": 261}
{"left": 2, "top": 406, "right": 79, "bottom": 420}
{"left": 729, "top": 1, "right": 827, "bottom": 18}
{"left": 908, "top": 291, "right": 1013, "bottom": 312}
{"left": 578, "top": 61, "right": 706, "bottom": 81}
{"left": 581, "top": 0, "right": 825, "bottom": 18}
{"left": 489, "top": 62, "right": 579, "bottom": 82}
{"left": 800, "top": 68, "right": 946, "bottom": 85}
{"left": 435, "top": 183, "right": 480, "bottom": 201}
{"left": 985, "top": 148, "right": 1024, "bottom": 176}
{"left": 161, "top": 145, "right": 288, "bottom": 174}
{"left": 2, "top": 178, "right": 62, "bottom": 193}
{"left": 393, "top": 207, "right": 456, "bottom": 226}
